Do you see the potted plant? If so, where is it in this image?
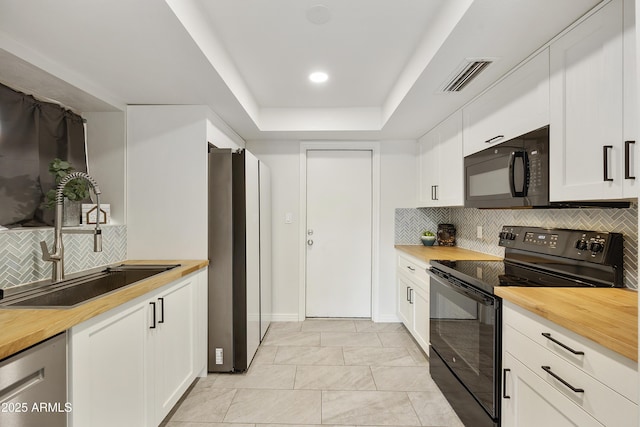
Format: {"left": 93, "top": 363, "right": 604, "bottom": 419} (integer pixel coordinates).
{"left": 43, "top": 158, "right": 89, "bottom": 226}
{"left": 421, "top": 230, "right": 436, "bottom": 246}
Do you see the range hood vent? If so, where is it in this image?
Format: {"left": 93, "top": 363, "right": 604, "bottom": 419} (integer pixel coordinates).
{"left": 441, "top": 60, "right": 492, "bottom": 92}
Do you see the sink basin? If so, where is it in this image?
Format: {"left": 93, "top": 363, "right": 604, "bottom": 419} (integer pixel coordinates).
{"left": 0, "top": 264, "right": 180, "bottom": 308}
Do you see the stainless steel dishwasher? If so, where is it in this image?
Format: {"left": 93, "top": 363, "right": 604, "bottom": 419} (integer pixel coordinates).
{"left": 0, "top": 332, "right": 68, "bottom": 427}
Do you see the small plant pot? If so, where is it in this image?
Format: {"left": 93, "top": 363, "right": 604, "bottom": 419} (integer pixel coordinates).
{"left": 420, "top": 235, "right": 436, "bottom": 246}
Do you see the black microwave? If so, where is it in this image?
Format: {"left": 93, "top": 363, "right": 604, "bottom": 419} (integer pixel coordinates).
{"left": 464, "top": 126, "right": 549, "bottom": 208}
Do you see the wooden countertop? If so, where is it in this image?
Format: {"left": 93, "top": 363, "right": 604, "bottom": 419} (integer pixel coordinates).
{"left": 496, "top": 287, "right": 638, "bottom": 362}
{"left": 0, "top": 260, "right": 208, "bottom": 360}
{"left": 395, "top": 245, "right": 503, "bottom": 262}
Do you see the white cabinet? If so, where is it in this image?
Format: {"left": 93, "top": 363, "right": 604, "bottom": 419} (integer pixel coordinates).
{"left": 549, "top": 0, "right": 638, "bottom": 201}
{"left": 70, "top": 300, "right": 149, "bottom": 427}
{"left": 149, "top": 278, "right": 195, "bottom": 425}
{"left": 502, "top": 301, "right": 638, "bottom": 427}
{"left": 502, "top": 352, "right": 604, "bottom": 427}
{"left": 396, "top": 252, "right": 429, "bottom": 354}
{"left": 418, "top": 110, "right": 464, "bottom": 207}
{"left": 70, "top": 269, "right": 207, "bottom": 427}
{"left": 397, "top": 274, "right": 414, "bottom": 329}
{"left": 463, "top": 48, "right": 549, "bottom": 157}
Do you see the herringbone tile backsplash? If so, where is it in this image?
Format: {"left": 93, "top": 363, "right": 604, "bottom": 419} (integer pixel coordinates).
{"left": 0, "top": 225, "right": 127, "bottom": 289}
{"left": 396, "top": 204, "right": 638, "bottom": 289}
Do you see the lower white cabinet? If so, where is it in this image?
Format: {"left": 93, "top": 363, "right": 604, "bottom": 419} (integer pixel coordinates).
{"left": 396, "top": 252, "right": 429, "bottom": 354}
{"left": 502, "top": 352, "right": 605, "bottom": 427}
{"left": 502, "top": 301, "right": 638, "bottom": 427}
{"left": 70, "top": 268, "right": 207, "bottom": 427}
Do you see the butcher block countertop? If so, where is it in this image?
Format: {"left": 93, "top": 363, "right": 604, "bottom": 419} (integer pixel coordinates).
{"left": 496, "top": 287, "right": 638, "bottom": 362}
{"left": 0, "top": 260, "right": 208, "bottom": 361}
{"left": 395, "top": 245, "right": 503, "bottom": 262}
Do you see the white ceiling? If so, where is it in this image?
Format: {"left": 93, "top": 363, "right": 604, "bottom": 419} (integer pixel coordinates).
{"left": 0, "top": 0, "right": 602, "bottom": 141}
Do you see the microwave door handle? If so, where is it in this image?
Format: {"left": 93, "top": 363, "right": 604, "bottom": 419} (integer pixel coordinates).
{"left": 509, "top": 151, "right": 529, "bottom": 197}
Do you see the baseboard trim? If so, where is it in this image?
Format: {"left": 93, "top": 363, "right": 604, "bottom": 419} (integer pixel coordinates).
{"left": 270, "top": 313, "right": 300, "bottom": 322}
{"left": 375, "top": 314, "right": 401, "bottom": 323}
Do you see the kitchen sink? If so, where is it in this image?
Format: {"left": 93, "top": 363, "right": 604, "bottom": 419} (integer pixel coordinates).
{"left": 0, "top": 264, "right": 180, "bottom": 308}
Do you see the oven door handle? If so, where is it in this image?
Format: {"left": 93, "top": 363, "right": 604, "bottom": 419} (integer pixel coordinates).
{"left": 427, "top": 270, "right": 495, "bottom": 306}
{"left": 509, "top": 151, "right": 528, "bottom": 197}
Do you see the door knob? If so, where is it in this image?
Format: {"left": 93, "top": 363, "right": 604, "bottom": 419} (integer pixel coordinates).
{"left": 307, "top": 239, "right": 314, "bottom": 246}
{"left": 307, "top": 229, "right": 314, "bottom": 236}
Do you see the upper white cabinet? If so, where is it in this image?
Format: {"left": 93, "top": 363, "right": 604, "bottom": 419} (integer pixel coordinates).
{"left": 418, "top": 110, "right": 464, "bottom": 207}
{"left": 550, "top": 0, "right": 637, "bottom": 201}
{"left": 463, "top": 48, "right": 550, "bottom": 157}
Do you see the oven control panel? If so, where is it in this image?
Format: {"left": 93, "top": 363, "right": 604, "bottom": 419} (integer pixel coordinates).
{"left": 498, "top": 226, "right": 623, "bottom": 266}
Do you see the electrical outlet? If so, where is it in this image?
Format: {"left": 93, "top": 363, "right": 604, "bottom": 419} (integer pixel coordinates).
{"left": 215, "top": 348, "right": 223, "bottom": 364}
{"left": 477, "top": 225, "right": 483, "bottom": 239}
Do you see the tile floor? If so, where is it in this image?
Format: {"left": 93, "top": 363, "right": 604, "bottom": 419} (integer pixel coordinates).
{"left": 162, "top": 319, "right": 463, "bottom": 427}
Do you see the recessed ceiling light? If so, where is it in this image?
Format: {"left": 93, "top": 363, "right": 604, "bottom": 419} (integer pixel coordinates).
{"left": 309, "top": 71, "right": 329, "bottom": 83}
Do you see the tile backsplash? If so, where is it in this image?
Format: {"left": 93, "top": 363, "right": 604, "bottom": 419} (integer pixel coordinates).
{"left": 396, "top": 204, "right": 638, "bottom": 289}
{"left": 0, "top": 225, "right": 127, "bottom": 289}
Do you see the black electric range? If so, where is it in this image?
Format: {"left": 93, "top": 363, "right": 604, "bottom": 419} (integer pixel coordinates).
{"left": 427, "top": 226, "right": 624, "bottom": 427}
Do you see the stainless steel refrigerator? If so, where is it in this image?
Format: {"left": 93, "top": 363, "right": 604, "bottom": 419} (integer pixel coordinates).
{"left": 207, "top": 147, "right": 271, "bottom": 372}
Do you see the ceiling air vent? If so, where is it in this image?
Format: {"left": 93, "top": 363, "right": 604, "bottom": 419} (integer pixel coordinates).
{"left": 441, "top": 59, "right": 492, "bottom": 92}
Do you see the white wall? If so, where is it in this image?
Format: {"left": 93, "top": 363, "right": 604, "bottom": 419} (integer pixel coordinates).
{"left": 246, "top": 139, "right": 417, "bottom": 321}
{"left": 126, "top": 105, "right": 210, "bottom": 259}
{"left": 206, "top": 108, "right": 245, "bottom": 150}
{"left": 85, "top": 112, "right": 126, "bottom": 224}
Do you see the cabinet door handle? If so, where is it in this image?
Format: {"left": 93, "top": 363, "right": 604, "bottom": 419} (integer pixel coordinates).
{"left": 409, "top": 288, "right": 414, "bottom": 304}
{"left": 431, "top": 185, "right": 436, "bottom": 200}
{"left": 406, "top": 286, "right": 411, "bottom": 302}
{"left": 625, "top": 140, "right": 636, "bottom": 179}
{"left": 485, "top": 135, "right": 505, "bottom": 144}
{"left": 503, "top": 368, "right": 511, "bottom": 399}
{"left": 541, "top": 366, "right": 584, "bottom": 393}
{"left": 541, "top": 332, "right": 584, "bottom": 355}
{"left": 158, "top": 297, "right": 165, "bottom": 324}
{"left": 149, "top": 302, "right": 156, "bottom": 329}
{"left": 434, "top": 185, "right": 438, "bottom": 200}
{"left": 603, "top": 145, "right": 614, "bottom": 181}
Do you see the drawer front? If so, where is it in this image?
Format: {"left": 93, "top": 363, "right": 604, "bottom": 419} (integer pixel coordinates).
{"left": 505, "top": 325, "right": 638, "bottom": 427}
{"left": 397, "top": 253, "right": 430, "bottom": 287}
{"left": 504, "top": 302, "right": 637, "bottom": 403}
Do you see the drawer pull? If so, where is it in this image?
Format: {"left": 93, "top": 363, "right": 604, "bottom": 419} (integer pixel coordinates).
{"left": 503, "top": 368, "right": 511, "bottom": 399}
{"left": 486, "top": 135, "right": 505, "bottom": 144}
{"left": 541, "top": 365, "right": 584, "bottom": 393}
{"left": 406, "top": 266, "right": 416, "bottom": 271}
{"left": 541, "top": 332, "right": 584, "bottom": 355}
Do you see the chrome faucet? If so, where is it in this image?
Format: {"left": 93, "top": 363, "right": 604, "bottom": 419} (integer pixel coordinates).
{"left": 40, "top": 172, "right": 102, "bottom": 282}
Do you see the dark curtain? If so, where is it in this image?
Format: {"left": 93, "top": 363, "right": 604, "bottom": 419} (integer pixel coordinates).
{"left": 0, "top": 83, "right": 87, "bottom": 226}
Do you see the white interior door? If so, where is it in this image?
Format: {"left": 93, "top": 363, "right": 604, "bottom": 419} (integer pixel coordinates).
{"left": 305, "top": 150, "right": 372, "bottom": 318}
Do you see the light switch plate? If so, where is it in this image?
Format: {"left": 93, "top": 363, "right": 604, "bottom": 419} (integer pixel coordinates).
{"left": 477, "top": 225, "right": 483, "bottom": 239}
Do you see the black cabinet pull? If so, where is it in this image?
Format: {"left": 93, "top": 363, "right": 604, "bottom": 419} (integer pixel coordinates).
{"left": 406, "top": 286, "right": 410, "bottom": 302}
{"left": 625, "top": 140, "right": 636, "bottom": 179}
{"left": 434, "top": 185, "right": 438, "bottom": 200}
{"left": 485, "top": 135, "right": 504, "bottom": 144}
{"left": 409, "top": 288, "right": 414, "bottom": 304}
{"left": 603, "top": 145, "right": 614, "bottom": 181}
{"left": 431, "top": 185, "right": 436, "bottom": 200}
{"left": 158, "top": 297, "right": 165, "bottom": 324}
{"left": 503, "top": 369, "right": 511, "bottom": 399}
{"left": 541, "top": 366, "right": 584, "bottom": 393}
{"left": 541, "top": 332, "right": 584, "bottom": 355}
{"left": 407, "top": 266, "right": 415, "bottom": 271}
{"left": 149, "top": 302, "right": 156, "bottom": 329}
